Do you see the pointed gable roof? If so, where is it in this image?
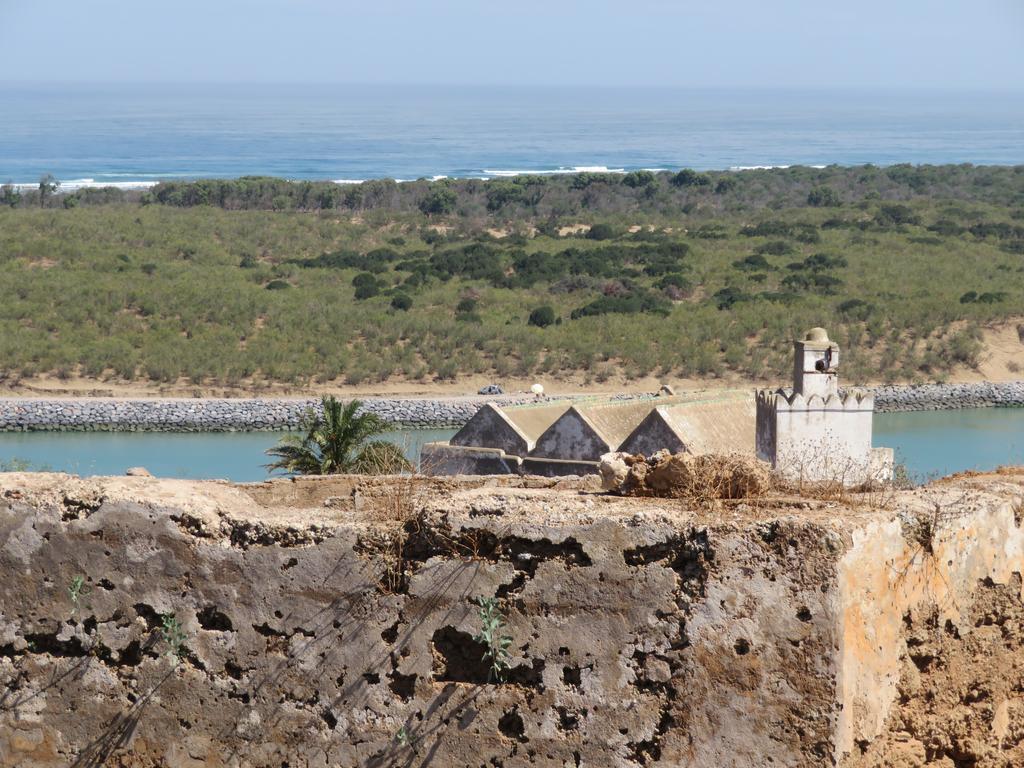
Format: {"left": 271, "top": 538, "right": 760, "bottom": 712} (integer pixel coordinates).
{"left": 619, "top": 391, "right": 756, "bottom": 457}
{"left": 531, "top": 398, "right": 681, "bottom": 460}
{"left": 530, "top": 406, "right": 613, "bottom": 461}
{"left": 450, "top": 401, "right": 572, "bottom": 456}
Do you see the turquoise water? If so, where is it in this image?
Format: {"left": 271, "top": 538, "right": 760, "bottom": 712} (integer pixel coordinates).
{"left": 874, "top": 408, "right": 1024, "bottom": 482}
{"left": 0, "top": 408, "right": 1021, "bottom": 482}
{"left": 2, "top": 85, "right": 1022, "bottom": 185}
{"left": 0, "top": 429, "right": 456, "bottom": 482}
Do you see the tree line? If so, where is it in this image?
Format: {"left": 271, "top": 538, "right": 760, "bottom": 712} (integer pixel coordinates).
{"left": 3, "top": 164, "right": 1022, "bottom": 220}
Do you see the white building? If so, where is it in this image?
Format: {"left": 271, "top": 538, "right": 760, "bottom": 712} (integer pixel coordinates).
{"left": 756, "top": 328, "right": 893, "bottom": 486}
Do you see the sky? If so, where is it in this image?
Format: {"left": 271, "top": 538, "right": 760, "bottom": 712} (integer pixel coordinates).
{"left": 0, "top": 0, "right": 1022, "bottom": 90}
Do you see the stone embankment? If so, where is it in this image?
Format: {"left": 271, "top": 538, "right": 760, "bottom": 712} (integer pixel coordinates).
{"left": 0, "top": 382, "right": 1019, "bottom": 432}
{"left": 0, "top": 393, "right": 654, "bottom": 432}
{"left": 0, "top": 396, "right": 536, "bottom": 432}
{"left": 870, "top": 380, "right": 1024, "bottom": 412}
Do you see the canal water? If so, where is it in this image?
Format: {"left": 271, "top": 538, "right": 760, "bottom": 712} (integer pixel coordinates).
{"left": 873, "top": 407, "right": 1024, "bottom": 482}
{"left": 0, "top": 408, "right": 1021, "bottom": 483}
{"left": 0, "top": 428, "right": 457, "bottom": 482}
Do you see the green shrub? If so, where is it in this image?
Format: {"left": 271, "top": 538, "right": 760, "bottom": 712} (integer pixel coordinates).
{"left": 570, "top": 289, "right": 670, "bottom": 319}
{"left": 792, "top": 225, "right": 821, "bottom": 244}
{"left": 977, "top": 291, "right": 1008, "bottom": 303}
{"left": 754, "top": 241, "right": 794, "bottom": 256}
{"left": 939, "top": 328, "right": 983, "bottom": 367}
{"left": 807, "top": 187, "right": 841, "bottom": 207}
{"left": 658, "top": 279, "right": 693, "bottom": 300}
{"left": 759, "top": 291, "right": 800, "bottom": 304}
{"left": 0, "top": 184, "right": 22, "bottom": 208}
{"left": 354, "top": 282, "right": 380, "bottom": 300}
{"left": 740, "top": 220, "right": 790, "bottom": 237}
{"left": 968, "top": 222, "right": 1024, "bottom": 240}
{"left": 622, "top": 170, "right": 656, "bottom": 188}
{"left": 875, "top": 204, "right": 921, "bottom": 226}
{"left": 782, "top": 273, "right": 843, "bottom": 294}
{"left": 927, "top": 219, "right": 964, "bottom": 236}
{"left": 670, "top": 169, "right": 711, "bottom": 188}
{"left": 655, "top": 273, "right": 692, "bottom": 291}
{"left": 691, "top": 224, "right": 729, "bottom": 239}
{"left": 810, "top": 253, "right": 847, "bottom": 270}
{"left": 419, "top": 187, "right": 457, "bottom": 216}
{"left": 352, "top": 272, "right": 380, "bottom": 288}
{"left": 837, "top": 298, "right": 873, "bottom": 321}
{"left": 712, "top": 286, "right": 750, "bottom": 310}
{"left": 586, "top": 223, "right": 619, "bottom": 241}
{"left": 390, "top": 293, "right": 413, "bottom": 311}
{"left": 733, "top": 254, "right": 773, "bottom": 271}
{"left": 714, "top": 177, "right": 737, "bottom": 194}
{"left": 421, "top": 228, "right": 446, "bottom": 245}
{"left": 570, "top": 172, "right": 617, "bottom": 189}
{"left": 528, "top": 305, "right": 556, "bottom": 327}
{"left": 485, "top": 182, "right": 523, "bottom": 211}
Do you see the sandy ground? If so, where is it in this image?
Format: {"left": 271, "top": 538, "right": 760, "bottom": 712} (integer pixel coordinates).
{"left": 0, "top": 323, "right": 1019, "bottom": 400}
{"left": 964, "top": 321, "right": 1024, "bottom": 381}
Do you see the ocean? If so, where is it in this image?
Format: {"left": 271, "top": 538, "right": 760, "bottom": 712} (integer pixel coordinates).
{"left": 0, "top": 84, "right": 1021, "bottom": 188}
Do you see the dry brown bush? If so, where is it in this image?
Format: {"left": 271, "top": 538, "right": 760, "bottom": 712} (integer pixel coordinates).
{"left": 356, "top": 474, "right": 430, "bottom": 594}
{"left": 609, "top": 450, "right": 773, "bottom": 507}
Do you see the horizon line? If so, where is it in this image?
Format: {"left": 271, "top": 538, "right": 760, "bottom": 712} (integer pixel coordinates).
{"left": 1, "top": 80, "right": 1023, "bottom": 95}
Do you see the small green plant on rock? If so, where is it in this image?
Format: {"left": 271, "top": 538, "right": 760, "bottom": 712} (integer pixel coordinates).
{"left": 160, "top": 612, "right": 187, "bottom": 664}
{"left": 68, "top": 575, "right": 91, "bottom": 615}
{"left": 474, "top": 596, "right": 512, "bottom": 682}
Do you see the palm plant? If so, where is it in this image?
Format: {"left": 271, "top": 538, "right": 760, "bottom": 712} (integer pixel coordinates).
{"left": 266, "top": 396, "right": 410, "bottom": 475}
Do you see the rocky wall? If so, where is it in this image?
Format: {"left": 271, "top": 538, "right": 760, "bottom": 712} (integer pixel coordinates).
{"left": 0, "top": 471, "right": 1023, "bottom": 767}
{"left": 0, "top": 383, "right": 1021, "bottom": 433}
{"left": 0, "top": 397, "right": 521, "bottom": 432}
{"left": 0, "top": 394, "right": 655, "bottom": 432}
{"left": 870, "top": 381, "right": 1024, "bottom": 412}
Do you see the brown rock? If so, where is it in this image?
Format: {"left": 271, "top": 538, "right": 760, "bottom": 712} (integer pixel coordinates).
{"left": 0, "top": 471, "right": 1023, "bottom": 767}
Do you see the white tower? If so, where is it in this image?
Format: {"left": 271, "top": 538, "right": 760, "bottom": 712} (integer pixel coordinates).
{"left": 756, "top": 328, "right": 892, "bottom": 486}
{"left": 793, "top": 327, "right": 839, "bottom": 399}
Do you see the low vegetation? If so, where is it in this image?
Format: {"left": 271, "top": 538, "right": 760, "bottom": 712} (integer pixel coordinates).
{"left": 0, "top": 164, "right": 1022, "bottom": 387}
{"left": 265, "top": 396, "right": 409, "bottom": 475}
{"left": 67, "top": 575, "right": 91, "bottom": 615}
{"left": 474, "top": 596, "right": 513, "bottom": 683}
{"left": 159, "top": 612, "right": 188, "bottom": 665}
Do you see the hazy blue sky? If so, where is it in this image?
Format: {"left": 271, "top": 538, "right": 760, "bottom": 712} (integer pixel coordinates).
{"left": 1, "top": 0, "right": 1022, "bottom": 89}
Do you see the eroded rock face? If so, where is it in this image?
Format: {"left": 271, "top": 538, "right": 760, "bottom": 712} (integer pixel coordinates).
{"left": 849, "top": 574, "right": 1024, "bottom": 768}
{"left": 0, "top": 471, "right": 1023, "bottom": 768}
